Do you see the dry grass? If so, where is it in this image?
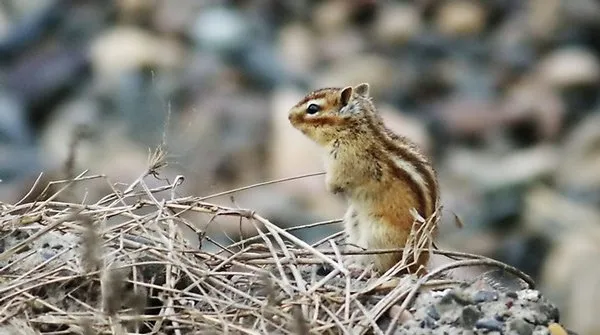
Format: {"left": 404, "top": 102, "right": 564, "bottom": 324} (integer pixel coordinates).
{"left": 0, "top": 150, "right": 534, "bottom": 334}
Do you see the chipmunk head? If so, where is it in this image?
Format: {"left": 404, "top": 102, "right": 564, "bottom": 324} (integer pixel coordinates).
{"left": 288, "top": 83, "right": 374, "bottom": 145}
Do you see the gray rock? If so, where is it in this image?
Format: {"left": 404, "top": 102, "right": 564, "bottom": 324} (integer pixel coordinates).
{"left": 474, "top": 290, "right": 500, "bottom": 303}
{"left": 449, "top": 289, "right": 474, "bottom": 305}
{"left": 475, "top": 318, "right": 504, "bottom": 332}
{"left": 426, "top": 305, "right": 441, "bottom": 321}
{"left": 461, "top": 305, "right": 482, "bottom": 329}
{"left": 509, "top": 318, "right": 534, "bottom": 335}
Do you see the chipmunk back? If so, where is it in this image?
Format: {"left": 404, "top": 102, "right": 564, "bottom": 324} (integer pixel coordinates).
{"left": 288, "top": 83, "right": 439, "bottom": 275}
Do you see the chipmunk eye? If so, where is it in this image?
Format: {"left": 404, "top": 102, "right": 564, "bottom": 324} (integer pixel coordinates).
{"left": 306, "top": 104, "right": 320, "bottom": 115}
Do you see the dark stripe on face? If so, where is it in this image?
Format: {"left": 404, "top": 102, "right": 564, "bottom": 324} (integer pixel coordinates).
{"left": 293, "top": 114, "right": 345, "bottom": 126}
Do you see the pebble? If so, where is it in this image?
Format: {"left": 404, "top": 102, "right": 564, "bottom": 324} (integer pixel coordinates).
{"left": 518, "top": 290, "right": 541, "bottom": 302}
{"left": 7, "top": 47, "right": 89, "bottom": 116}
{"left": 555, "top": 112, "right": 600, "bottom": 202}
{"left": 190, "top": 6, "right": 250, "bottom": 55}
{"left": 426, "top": 305, "right": 441, "bottom": 321}
{"left": 475, "top": 318, "right": 504, "bottom": 332}
{"left": 0, "top": 1, "right": 65, "bottom": 62}
{"left": 527, "top": 0, "right": 561, "bottom": 40}
{"left": 509, "top": 318, "right": 534, "bottom": 335}
{"left": 538, "top": 47, "right": 600, "bottom": 88}
{"left": 90, "top": 26, "right": 183, "bottom": 80}
{"left": 547, "top": 323, "right": 567, "bottom": 335}
{"left": 474, "top": 290, "right": 500, "bottom": 303}
{"left": 420, "top": 315, "right": 437, "bottom": 329}
{"left": 461, "top": 306, "right": 482, "bottom": 329}
{"left": 315, "top": 54, "right": 395, "bottom": 98}
{"left": 277, "top": 23, "right": 317, "bottom": 74}
{"left": 506, "top": 292, "right": 519, "bottom": 299}
{"left": 449, "top": 289, "right": 474, "bottom": 306}
{"left": 373, "top": 3, "right": 422, "bottom": 46}
{"left": 435, "top": 0, "right": 486, "bottom": 37}
{"left": 536, "top": 303, "right": 559, "bottom": 323}
{"left": 312, "top": 0, "right": 350, "bottom": 34}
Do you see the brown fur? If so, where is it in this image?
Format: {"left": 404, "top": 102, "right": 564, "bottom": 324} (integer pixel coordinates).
{"left": 288, "top": 83, "right": 439, "bottom": 275}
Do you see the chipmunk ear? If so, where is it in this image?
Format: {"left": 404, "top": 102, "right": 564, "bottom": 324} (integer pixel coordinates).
{"left": 340, "top": 86, "right": 353, "bottom": 106}
{"left": 354, "top": 83, "right": 370, "bottom": 98}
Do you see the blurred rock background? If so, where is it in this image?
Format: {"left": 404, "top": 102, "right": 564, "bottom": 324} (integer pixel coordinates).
{"left": 0, "top": 0, "right": 598, "bottom": 332}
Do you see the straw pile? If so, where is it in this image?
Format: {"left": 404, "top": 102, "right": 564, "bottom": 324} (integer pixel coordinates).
{"left": 0, "top": 148, "right": 534, "bottom": 334}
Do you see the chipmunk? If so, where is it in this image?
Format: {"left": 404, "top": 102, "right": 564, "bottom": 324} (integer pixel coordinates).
{"left": 288, "top": 83, "right": 440, "bottom": 275}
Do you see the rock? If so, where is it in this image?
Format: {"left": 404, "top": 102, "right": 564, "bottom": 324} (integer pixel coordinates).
{"left": 473, "top": 291, "right": 500, "bottom": 303}
{"left": 537, "top": 303, "right": 560, "bottom": 323}
{"left": 449, "top": 289, "right": 474, "bottom": 306}
{"left": 426, "top": 305, "right": 441, "bottom": 321}
{"left": 190, "top": 6, "right": 250, "bottom": 55}
{"left": 0, "top": 6, "right": 10, "bottom": 40}
{"left": 461, "top": 306, "right": 482, "bottom": 329}
{"left": 433, "top": 96, "right": 501, "bottom": 140}
{"left": 38, "top": 96, "right": 101, "bottom": 173}
{"left": 444, "top": 145, "right": 559, "bottom": 190}
{"left": 518, "top": 290, "right": 541, "bottom": 303}
{"left": 116, "top": 0, "right": 155, "bottom": 23}
{"left": 7, "top": 47, "right": 90, "bottom": 124}
{"left": 435, "top": 1, "right": 486, "bottom": 37}
{"left": 490, "top": 13, "right": 535, "bottom": 76}
{"left": 540, "top": 232, "right": 600, "bottom": 335}
{"left": 509, "top": 318, "right": 535, "bottom": 335}
{"left": 388, "top": 275, "right": 564, "bottom": 335}
{"left": 237, "top": 39, "right": 298, "bottom": 90}
{"left": 312, "top": 1, "right": 351, "bottom": 35}
{"left": 420, "top": 315, "right": 437, "bottom": 329}
{"left": 373, "top": 3, "right": 422, "bottom": 46}
{"left": 501, "top": 76, "right": 565, "bottom": 144}
{"left": 0, "top": 92, "right": 40, "bottom": 196}
{"left": 537, "top": 48, "right": 600, "bottom": 88}
{"left": 315, "top": 54, "right": 395, "bottom": 98}
{"left": 534, "top": 326, "right": 552, "bottom": 335}
{"left": 9, "top": 0, "right": 52, "bottom": 15}
{"left": 153, "top": 0, "right": 202, "bottom": 34}
{"left": 527, "top": 0, "right": 561, "bottom": 40}
{"left": 523, "top": 186, "right": 600, "bottom": 242}
{"left": 0, "top": 0, "right": 65, "bottom": 62}
{"left": 493, "top": 234, "right": 552, "bottom": 283}
{"left": 548, "top": 323, "right": 568, "bottom": 335}
{"left": 555, "top": 112, "right": 600, "bottom": 205}
{"left": 1, "top": 229, "right": 79, "bottom": 273}
{"left": 277, "top": 23, "right": 317, "bottom": 75}
{"left": 317, "top": 28, "right": 366, "bottom": 63}
{"left": 475, "top": 318, "right": 504, "bottom": 332}
{"left": 507, "top": 292, "right": 519, "bottom": 299}
{"left": 91, "top": 26, "right": 183, "bottom": 81}
{"left": 562, "top": 0, "right": 600, "bottom": 26}
{"left": 0, "top": 93, "right": 32, "bottom": 146}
